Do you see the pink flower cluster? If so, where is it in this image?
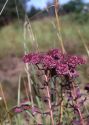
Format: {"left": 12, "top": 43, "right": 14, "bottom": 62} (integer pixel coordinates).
{"left": 23, "top": 49, "right": 86, "bottom": 78}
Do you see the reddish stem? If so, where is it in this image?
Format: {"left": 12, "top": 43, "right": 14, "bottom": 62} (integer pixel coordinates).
{"left": 44, "top": 75, "right": 54, "bottom": 125}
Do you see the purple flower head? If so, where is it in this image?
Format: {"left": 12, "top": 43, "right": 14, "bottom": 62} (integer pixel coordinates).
{"left": 68, "top": 68, "right": 79, "bottom": 78}
{"left": 23, "top": 53, "right": 32, "bottom": 63}
{"left": 14, "top": 107, "right": 23, "bottom": 113}
{"left": 23, "top": 49, "right": 86, "bottom": 78}
{"left": 77, "top": 56, "right": 86, "bottom": 65}
{"left": 56, "top": 63, "right": 69, "bottom": 75}
{"left": 30, "top": 53, "right": 41, "bottom": 64}
{"left": 31, "top": 106, "right": 40, "bottom": 115}
{"left": 23, "top": 53, "right": 41, "bottom": 64}
{"left": 22, "top": 104, "right": 31, "bottom": 110}
{"left": 56, "top": 62, "right": 78, "bottom": 78}
{"left": 41, "top": 55, "right": 56, "bottom": 69}
{"left": 68, "top": 56, "right": 86, "bottom": 68}
{"left": 68, "top": 56, "right": 78, "bottom": 67}
{"left": 48, "top": 49, "right": 63, "bottom": 60}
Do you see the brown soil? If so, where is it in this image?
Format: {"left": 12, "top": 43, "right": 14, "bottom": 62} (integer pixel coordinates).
{"left": 0, "top": 56, "right": 24, "bottom": 100}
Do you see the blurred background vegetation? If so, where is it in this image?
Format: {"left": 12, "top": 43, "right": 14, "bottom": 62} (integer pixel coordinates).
{"left": 0, "top": 0, "right": 89, "bottom": 57}
{"left": 0, "top": 0, "right": 89, "bottom": 105}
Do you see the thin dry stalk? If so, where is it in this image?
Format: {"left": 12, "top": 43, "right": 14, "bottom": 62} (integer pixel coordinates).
{"left": 24, "top": 16, "right": 39, "bottom": 52}
{"left": 25, "top": 63, "right": 34, "bottom": 107}
{"left": 0, "top": 0, "right": 9, "bottom": 16}
{"left": 23, "top": 80, "right": 30, "bottom": 101}
{"left": 17, "top": 75, "right": 22, "bottom": 125}
{"left": 24, "top": 17, "right": 34, "bottom": 107}
{"left": 54, "top": 0, "right": 66, "bottom": 53}
{"left": 17, "top": 75, "right": 21, "bottom": 106}
{"left": 72, "top": 83, "right": 85, "bottom": 125}
{"left": 77, "top": 28, "right": 89, "bottom": 57}
{"left": 0, "top": 83, "right": 11, "bottom": 125}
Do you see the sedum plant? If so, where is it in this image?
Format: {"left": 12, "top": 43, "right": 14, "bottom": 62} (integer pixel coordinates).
{"left": 5, "top": 48, "right": 88, "bottom": 125}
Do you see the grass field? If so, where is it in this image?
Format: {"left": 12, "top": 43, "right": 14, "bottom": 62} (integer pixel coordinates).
{"left": 0, "top": 15, "right": 89, "bottom": 58}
